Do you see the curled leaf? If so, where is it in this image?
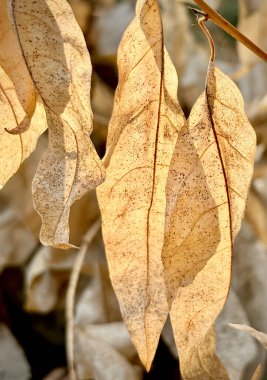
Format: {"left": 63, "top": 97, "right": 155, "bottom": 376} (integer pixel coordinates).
{"left": 8, "top": 0, "right": 105, "bottom": 247}
{"left": 0, "top": 0, "right": 36, "bottom": 119}
{"left": 97, "top": 0, "right": 185, "bottom": 369}
{"left": 0, "top": 65, "right": 46, "bottom": 187}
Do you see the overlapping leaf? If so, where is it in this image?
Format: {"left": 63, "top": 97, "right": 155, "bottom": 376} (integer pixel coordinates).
{"left": 167, "top": 63, "right": 256, "bottom": 379}
{"left": 0, "top": 0, "right": 36, "bottom": 123}
{"left": 7, "top": 0, "right": 105, "bottom": 247}
{"left": 163, "top": 62, "right": 256, "bottom": 301}
{"left": 97, "top": 0, "right": 185, "bottom": 369}
{"left": 0, "top": 0, "right": 46, "bottom": 185}
{"left": 0, "top": 66, "right": 46, "bottom": 187}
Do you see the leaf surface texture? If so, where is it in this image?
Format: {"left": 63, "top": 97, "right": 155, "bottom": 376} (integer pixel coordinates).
{"left": 97, "top": 0, "right": 185, "bottom": 369}
{"left": 167, "top": 62, "right": 256, "bottom": 379}
{"left": 8, "top": 0, "right": 105, "bottom": 247}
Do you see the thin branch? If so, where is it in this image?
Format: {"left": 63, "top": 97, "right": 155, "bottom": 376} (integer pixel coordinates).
{"left": 192, "top": 0, "right": 267, "bottom": 62}
{"left": 66, "top": 219, "right": 101, "bottom": 380}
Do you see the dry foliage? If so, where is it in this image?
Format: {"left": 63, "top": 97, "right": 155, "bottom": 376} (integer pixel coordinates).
{"left": 0, "top": 0, "right": 266, "bottom": 379}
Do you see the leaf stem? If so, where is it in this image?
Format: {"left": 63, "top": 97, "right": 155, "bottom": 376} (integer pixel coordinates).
{"left": 192, "top": 0, "right": 267, "bottom": 62}
{"left": 190, "top": 9, "right": 215, "bottom": 62}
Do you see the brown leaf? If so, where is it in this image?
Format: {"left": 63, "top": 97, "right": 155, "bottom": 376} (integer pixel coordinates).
{"left": 0, "top": 65, "right": 47, "bottom": 187}
{"left": 229, "top": 324, "right": 267, "bottom": 350}
{"left": 97, "top": 0, "right": 185, "bottom": 369}
{"left": 167, "top": 62, "right": 256, "bottom": 379}
{"left": 7, "top": 0, "right": 105, "bottom": 247}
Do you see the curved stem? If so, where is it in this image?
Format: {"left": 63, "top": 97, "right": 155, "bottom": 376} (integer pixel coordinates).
{"left": 192, "top": 0, "right": 267, "bottom": 62}
{"left": 198, "top": 15, "right": 215, "bottom": 62}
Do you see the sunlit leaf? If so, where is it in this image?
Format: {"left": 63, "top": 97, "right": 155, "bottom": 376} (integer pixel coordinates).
{"left": 167, "top": 62, "right": 256, "bottom": 379}
{"left": 8, "top": 0, "right": 105, "bottom": 247}
{"left": 97, "top": 0, "right": 185, "bottom": 369}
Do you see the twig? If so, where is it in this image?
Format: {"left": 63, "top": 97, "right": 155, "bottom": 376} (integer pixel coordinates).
{"left": 66, "top": 219, "right": 101, "bottom": 380}
{"left": 192, "top": 0, "right": 267, "bottom": 62}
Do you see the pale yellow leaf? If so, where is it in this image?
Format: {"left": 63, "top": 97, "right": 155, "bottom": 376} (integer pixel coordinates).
{"left": 0, "top": 65, "right": 47, "bottom": 187}
{"left": 167, "top": 62, "right": 256, "bottom": 379}
{"left": 8, "top": 0, "right": 105, "bottom": 247}
{"left": 163, "top": 61, "right": 256, "bottom": 301}
{"left": 229, "top": 324, "right": 267, "bottom": 350}
{"left": 170, "top": 245, "right": 232, "bottom": 380}
{"left": 97, "top": 0, "right": 185, "bottom": 369}
{"left": 0, "top": 0, "right": 36, "bottom": 119}
{"left": 176, "top": 327, "right": 229, "bottom": 380}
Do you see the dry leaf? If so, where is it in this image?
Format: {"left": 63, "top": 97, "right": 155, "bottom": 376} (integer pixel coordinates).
{"left": 167, "top": 62, "right": 256, "bottom": 379}
{"left": 0, "top": 65, "right": 47, "bottom": 187}
{"left": 97, "top": 0, "right": 185, "bottom": 369}
{"left": 163, "top": 61, "right": 256, "bottom": 301}
{"left": 176, "top": 327, "right": 229, "bottom": 380}
{"left": 170, "top": 243, "right": 232, "bottom": 380}
{"left": 229, "top": 324, "right": 267, "bottom": 350}
{"left": 8, "top": 0, "right": 105, "bottom": 248}
{"left": 0, "top": 0, "right": 36, "bottom": 120}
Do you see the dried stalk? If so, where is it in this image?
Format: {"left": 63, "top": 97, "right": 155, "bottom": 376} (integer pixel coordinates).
{"left": 66, "top": 219, "right": 101, "bottom": 380}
